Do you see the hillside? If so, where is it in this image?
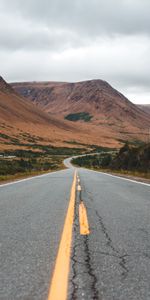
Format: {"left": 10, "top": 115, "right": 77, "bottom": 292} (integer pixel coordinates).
{"left": 138, "top": 104, "right": 150, "bottom": 116}
{"left": 110, "top": 142, "right": 150, "bottom": 172}
{"left": 0, "top": 76, "right": 92, "bottom": 151}
{"left": 12, "top": 80, "right": 150, "bottom": 145}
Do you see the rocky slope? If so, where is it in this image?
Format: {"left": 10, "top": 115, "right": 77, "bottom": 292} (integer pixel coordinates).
{"left": 12, "top": 79, "right": 150, "bottom": 145}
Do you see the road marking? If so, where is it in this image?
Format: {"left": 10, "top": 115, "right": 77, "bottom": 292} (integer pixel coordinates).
{"left": 79, "top": 201, "right": 90, "bottom": 235}
{"left": 84, "top": 169, "right": 150, "bottom": 187}
{"left": 0, "top": 169, "right": 68, "bottom": 188}
{"left": 77, "top": 185, "right": 81, "bottom": 191}
{"left": 48, "top": 170, "right": 77, "bottom": 300}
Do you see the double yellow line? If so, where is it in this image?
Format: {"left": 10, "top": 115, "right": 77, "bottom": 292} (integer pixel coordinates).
{"left": 79, "top": 201, "right": 90, "bottom": 235}
{"left": 48, "top": 171, "right": 90, "bottom": 300}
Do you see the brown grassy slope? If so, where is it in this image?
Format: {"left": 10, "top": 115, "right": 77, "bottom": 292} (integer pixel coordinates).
{"left": 1, "top": 76, "right": 123, "bottom": 150}
{"left": 0, "top": 77, "right": 90, "bottom": 150}
{"left": 12, "top": 79, "right": 150, "bottom": 144}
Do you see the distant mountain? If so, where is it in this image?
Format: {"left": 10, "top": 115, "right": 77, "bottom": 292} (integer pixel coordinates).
{"left": 12, "top": 79, "right": 150, "bottom": 145}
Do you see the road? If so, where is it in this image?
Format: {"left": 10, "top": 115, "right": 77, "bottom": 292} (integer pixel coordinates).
{"left": 0, "top": 162, "right": 150, "bottom": 300}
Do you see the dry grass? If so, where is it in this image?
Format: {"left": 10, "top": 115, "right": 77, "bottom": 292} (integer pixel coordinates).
{"left": 84, "top": 167, "right": 150, "bottom": 182}
{"left": 0, "top": 164, "right": 66, "bottom": 183}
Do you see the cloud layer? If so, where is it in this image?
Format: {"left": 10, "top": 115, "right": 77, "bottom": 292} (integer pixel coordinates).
{"left": 0, "top": 0, "right": 150, "bottom": 103}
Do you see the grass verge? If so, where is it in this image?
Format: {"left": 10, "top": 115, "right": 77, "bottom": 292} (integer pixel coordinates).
{"left": 0, "top": 153, "right": 67, "bottom": 183}
{"left": 0, "top": 165, "right": 66, "bottom": 184}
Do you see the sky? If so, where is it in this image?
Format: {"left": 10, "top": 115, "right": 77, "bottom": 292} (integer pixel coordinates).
{"left": 0, "top": 0, "right": 150, "bottom": 104}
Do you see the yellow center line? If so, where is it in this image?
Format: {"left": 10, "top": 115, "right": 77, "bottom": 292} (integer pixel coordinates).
{"left": 47, "top": 170, "right": 77, "bottom": 300}
{"left": 77, "top": 184, "right": 81, "bottom": 191}
{"left": 79, "top": 201, "right": 90, "bottom": 235}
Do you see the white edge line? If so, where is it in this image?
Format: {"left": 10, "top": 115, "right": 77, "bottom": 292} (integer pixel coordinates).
{"left": 0, "top": 169, "right": 68, "bottom": 188}
{"left": 81, "top": 168, "right": 150, "bottom": 187}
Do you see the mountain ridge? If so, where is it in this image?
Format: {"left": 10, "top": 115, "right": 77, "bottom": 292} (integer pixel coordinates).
{"left": 1, "top": 76, "right": 149, "bottom": 151}
{"left": 11, "top": 79, "right": 149, "bottom": 117}
{"left": 12, "top": 79, "right": 150, "bottom": 131}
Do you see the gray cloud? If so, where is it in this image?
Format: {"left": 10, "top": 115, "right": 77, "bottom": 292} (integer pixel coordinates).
{"left": 0, "top": 0, "right": 150, "bottom": 104}
{"left": 0, "top": 11, "right": 85, "bottom": 51}
{"left": 1, "top": 0, "right": 150, "bottom": 36}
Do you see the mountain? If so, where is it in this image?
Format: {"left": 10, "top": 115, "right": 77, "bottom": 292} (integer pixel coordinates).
{"left": 138, "top": 104, "right": 150, "bottom": 116}
{"left": 12, "top": 79, "right": 150, "bottom": 145}
{"left": 0, "top": 76, "right": 91, "bottom": 151}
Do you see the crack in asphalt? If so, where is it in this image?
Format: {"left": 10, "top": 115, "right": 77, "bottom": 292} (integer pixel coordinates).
{"left": 85, "top": 189, "right": 129, "bottom": 279}
{"left": 70, "top": 196, "right": 79, "bottom": 300}
{"left": 69, "top": 186, "right": 99, "bottom": 300}
{"left": 83, "top": 235, "right": 99, "bottom": 300}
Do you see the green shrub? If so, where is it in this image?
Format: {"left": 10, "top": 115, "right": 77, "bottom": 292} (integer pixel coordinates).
{"left": 65, "top": 112, "right": 93, "bottom": 122}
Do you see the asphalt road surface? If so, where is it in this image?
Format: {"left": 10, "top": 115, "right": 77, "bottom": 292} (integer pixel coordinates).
{"left": 0, "top": 162, "right": 150, "bottom": 300}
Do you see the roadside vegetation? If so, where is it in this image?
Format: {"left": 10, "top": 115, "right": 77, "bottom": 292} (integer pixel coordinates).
{"left": 0, "top": 154, "right": 65, "bottom": 182}
{"left": 0, "top": 130, "right": 116, "bottom": 182}
{"left": 0, "top": 150, "right": 67, "bottom": 174}
{"left": 72, "top": 142, "right": 150, "bottom": 180}
{"left": 0, "top": 146, "right": 86, "bottom": 182}
{"left": 1, "top": 136, "right": 149, "bottom": 182}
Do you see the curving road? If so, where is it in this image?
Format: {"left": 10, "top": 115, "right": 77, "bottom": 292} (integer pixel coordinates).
{"left": 0, "top": 161, "right": 150, "bottom": 299}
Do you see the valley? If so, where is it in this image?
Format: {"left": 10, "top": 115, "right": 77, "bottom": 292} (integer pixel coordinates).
{"left": 1, "top": 76, "right": 150, "bottom": 180}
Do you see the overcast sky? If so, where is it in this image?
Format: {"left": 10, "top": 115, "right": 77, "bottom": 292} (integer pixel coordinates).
{"left": 0, "top": 0, "right": 150, "bottom": 104}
